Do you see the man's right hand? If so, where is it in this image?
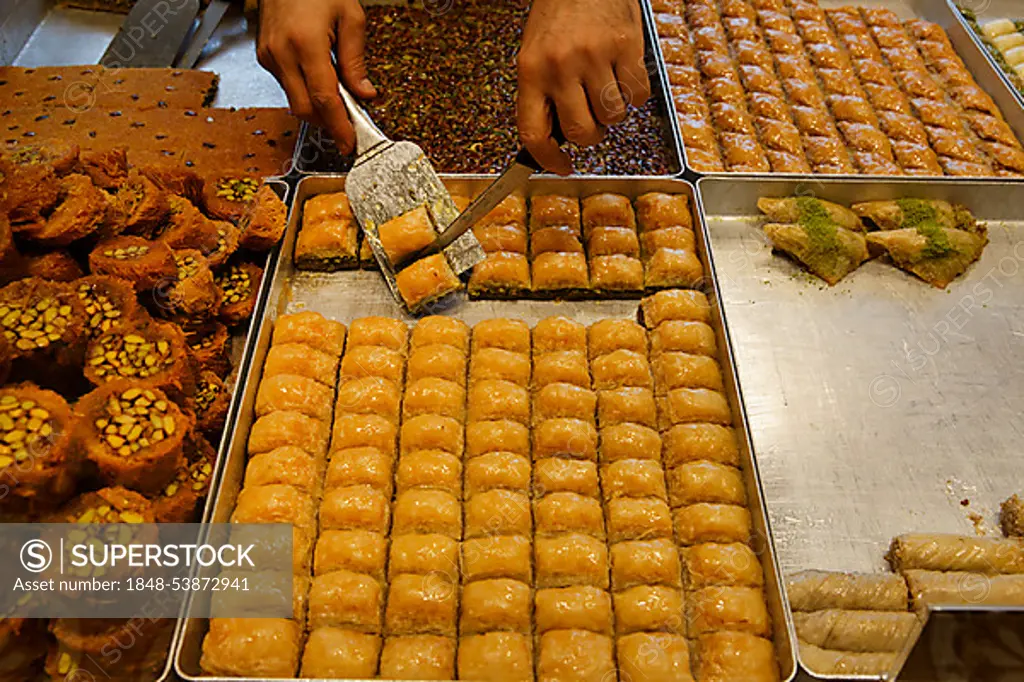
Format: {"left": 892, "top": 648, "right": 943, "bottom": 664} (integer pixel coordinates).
{"left": 257, "top": 0, "right": 376, "bottom": 154}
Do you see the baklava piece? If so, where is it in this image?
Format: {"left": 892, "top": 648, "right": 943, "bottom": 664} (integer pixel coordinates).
{"left": 340, "top": 346, "right": 405, "bottom": 385}
{"left": 458, "top": 632, "right": 534, "bottom": 682}
{"left": 588, "top": 319, "right": 647, "bottom": 359}
{"left": 459, "top": 579, "right": 532, "bottom": 634}
{"left": 618, "top": 633, "right": 695, "bottom": 682}
{"left": 326, "top": 446, "right": 393, "bottom": 494}
{"left": 200, "top": 618, "right": 302, "bottom": 678}
{"left": 88, "top": 236, "right": 176, "bottom": 290}
{"left": 332, "top": 413, "right": 397, "bottom": 456}
{"left": 592, "top": 254, "right": 644, "bottom": 292}
{"left": 0, "top": 383, "right": 77, "bottom": 508}
{"left": 534, "top": 492, "right": 604, "bottom": 538}
{"left": 465, "top": 419, "right": 530, "bottom": 458}
{"left": 378, "top": 205, "right": 438, "bottom": 266}
{"left": 403, "top": 377, "right": 466, "bottom": 421}
{"left": 668, "top": 461, "right": 746, "bottom": 508}
{"left": 84, "top": 320, "right": 194, "bottom": 400}
{"left": 272, "top": 311, "right": 346, "bottom": 357}
{"left": 348, "top": 315, "right": 409, "bottom": 352}
{"left": 475, "top": 223, "right": 528, "bottom": 253}
{"left": 535, "top": 586, "right": 613, "bottom": 635}
{"left": 409, "top": 344, "right": 468, "bottom": 386}
{"left": 636, "top": 192, "right": 693, "bottom": 231}
{"left": 478, "top": 192, "right": 527, "bottom": 228}
{"left": 159, "top": 195, "right": 219, "bottom": 254}
{"left": 255, "top": 373, "right": 333, "bottom": 422}
{"left": 388, "top": 533, "right": 459, "bottom": 580}
{"left": 472, "top": 318, "right": 531, "bottom": 354}
{"left": 531, "top": 225, "right": 584, "bottom": 255}
{"left": 215, "top": 260, "right": 263, "bottom": 326}
{"left": 18, "top": 173, "right": 108, "bottom": 246}
{"left": 396, "top": 449, "right": 462, "bottom": 496}
{"left": 867, "top": 225, "right": 988, "bottom": 288}
{"left": 467, "top": 379, "right": 531, "bottom": 424}
{"left": 335, "top": 377, "right": 402, "bottom": 423}
{"left": 204, "top": 220, "right": 242, "bottom": 268}
{"left": 400, "top": 414, "right": 463, "bottom": 456}
{"left": 0, "top": 278, "right": 86, "bottom": 366}
{"left": 696, "top": 631, "right": 779, "bottom": 682}
{"left": 76, "top": 381, "right": 189, "bottom": 493}
{"left": 301, "top": 628, "right": 381, "bottom": 679}
{"left": 153, "top": 433, "right": 214, "bottom": 523}
{"left": 379, "top": 635, "right": 456, "bottom": 680}
{"left": 296, "top": 191, "right": 359, "bottom": 270}
{"left": 663, "top": 423, "right": 739, "bottom": 468}
{"left": 230, "top": 484, "right": 316, "bottom": 572}
{"left": 640, "top": 289, "right": 711, "bottom": 327}
{"left": 533, "top": 350, "right": 591, "bottom": 389}
{"left": 610, "top": 539, "right": 682, "bottom": 591}
{"left": 308, "top": 569, "right": 383, "bottom": 632}
{"left": 392, "top": 489, "right": 462, "bottom": 537}
{"left": 653, "top": 352, "right": 724, "bottom": 393}
{"left": 685, "top": 543, "right": 764, "bottom": 589}
{"left": 13, "top": 251, "right": 85, "bottom": 283}
{"left": 168, "top": 249, "right": 220, "bottom": 317}
{"left": 532, "top": 252, "right": 590, "bottom": 293}
{"left": 196, "top": 371, "right": 230, "bottom": 434}
{"left": 465, "top": 451, "right": 531, "bottom": 496}
{"left": 533, "top": 316, "right": 586, "bottom": 354}
{"left": 650, "top": 319, "right": 717, "bottom": 357}
{"left": 532, "top": 418, "right": 598, "bottom": 461}
{"left": 411, "top": 315, "right": 469, "bottom": 352}
{"left": 534, "top": 458, "right": 599, "bottom": 498}
{"left": 185, "top": 321, "right": 231, "bottom": 376}
{"left": 469, "top": 347, "right": 531, "bottom": 387}
{"left": 674, "top": 503, "right": 752, "bottom": 546}
{"left": 385, "top": 572, "right": 458, "bottom": 636}
{"left": 1002, "top": 494, "right": 1024, "bottom": 538}
{"left": 74, "top": 275, "right": 138, "bottom": 343}
{"left": 533, "top": 383, "right": 597, "bottom": 424}
{"left": 600, "top": 423, "right": 662, "bottom": 463}
{"left": 238, "top": 184, "right": 287, "bottom": 251}
{"left": 597, "top": 387, "right": 658, "bottom": 428}
{"left": 535, "top": 533, "right": 609, "bottom": 589}
{"left": 114, "top": 169, "right": 170, "bottom": 237}
{"left": 607, "top": 497, "right": 675, "bottom": 543}
{"left": 641, "top": 226, "right": 695, "bottom": 256}
{"left": 582, "top": 192, "right": 636, "bottom": 233}
{"left": 591, "top": 349, "right": 653, "bottom": 390}
{"left": 396, "top": 252, "right": 462, "bottom": 310}
{"left": 462, "top": 535, "right": 533, "bottom": 583}
{"left": 264, "top": 342, "right": 339, "bottom": 385}
{"left": 246, "top": 446, "right": 322, "bottom": 494}
{"left": 614, "top": 585, "right": 686, "bottom": 634}
{"left": 248, "top": 410, "right": 329, "bottom": 459}
{"left": 530, "top": 194, "right": 581, "bottom": 230}
{"left": 537, "top": 629, "right": 615, "bottom": 682}
{"left": 656, "top": 388, "right": 732, "bottom": 428}
{"left": 602, "top": 459, "right": 668, "bottom": 500}
{"left": 588, "top": 226, "right": 641, "bottom": 258}
{"left": 203, "top": 174, "right": 261, "bottom": 223}
{"left": 319, "top": 484, "right": 391, "bottom": 534}
{"left": 469, "top": 251, "right": 531, "bottom": 298}
{"left": 465, "top": 489, "right": 532, "bottom": 537}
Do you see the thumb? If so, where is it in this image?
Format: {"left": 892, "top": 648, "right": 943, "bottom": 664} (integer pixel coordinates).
{"left": 336, "top": 13, "right": 376, "bottom": 99}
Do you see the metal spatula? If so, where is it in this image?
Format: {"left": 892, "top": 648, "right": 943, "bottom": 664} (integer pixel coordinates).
{"left": 336, "top": 83, "right": 485, "bottom": 305}
{"left": 100, "top": 0, "right": 200, "bottom": 68}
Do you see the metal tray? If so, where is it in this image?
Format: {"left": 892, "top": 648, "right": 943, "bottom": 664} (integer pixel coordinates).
{"left": 291, "top": 0, "right": 683, "bottom": 177}
{"left": 947, "top": 0, "right": 1024, "bottom": 111}
{"left": 174, "top": 174, "right": 797, "bottom": 682}
{"left": 685, "top": 0, "right": 1024, "bottom": 178}
{"left": 0, "top": 0, "right": 286, "bottom": 108}
{"left": 696, "top": 176, "right": 1024, "bottom": 679}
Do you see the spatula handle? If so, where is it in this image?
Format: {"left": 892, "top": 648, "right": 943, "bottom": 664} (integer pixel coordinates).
{"left": 337, "top": 82, "right": 389, "bottom": 155}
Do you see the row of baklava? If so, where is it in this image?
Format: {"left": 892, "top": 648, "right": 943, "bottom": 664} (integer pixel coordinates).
{"left": 653, "top": 0, "right": 1024, "bottom": 175}
{"left": 293, "top": 190, "right": 704, "bottom": 297}
{"left": 200, "top": 301, "right": 784, "bottom": 680}
{"left": 787, "top": 533, "right": 1024, "bottom": 676}
{"left": 200, "top": 311, "right": 348, "bottom": 677}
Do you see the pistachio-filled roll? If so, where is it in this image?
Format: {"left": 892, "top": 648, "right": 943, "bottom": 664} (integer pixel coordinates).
{"left": 0, "top": 383, "right": 78, "bottom": 509}
{"left": 157, "top": 195, "right": 220, "bottom": 253}
{"left": 185, "top": 321, "right": 231, "bottom": 376}
{"left": 114, "top": 169, "right": 170, "bottom": 237}
{"left": 196, "top": 371, "right": 230, "bottom": 434}
{"left": 84, "top": 320, "right": 195, "bottom": 401}
{"left": 168, "top": 249, "right": 221, "bottom": 318}
{"left": 0, "top": 277, "right": 86, "bottom": 364}
{"left": 238, "top": 184, "right": 288, "bottom": 251}
{"left": 88, "top": 236, "right": 177, "bottom": 290}
{"left": 75, "top": 381, "right": 191, "bottom": 493}
{"left": 49, "top": 485, "right": 155, "bottom": 525}
{"left": 74, "top": 275, "right": 138, "bottom": 343}
{"left": 215, "top": 261, "right": 263, "bottom": 326}
{"left": 203, "top": 173, "right": 261, "bottom": 223}
{"left": 154, "top": 432, "right": 215, "bottom": 523}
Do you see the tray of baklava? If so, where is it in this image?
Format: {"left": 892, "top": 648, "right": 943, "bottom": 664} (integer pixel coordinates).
{"left": 650, "top": 0, "right": 1024, "bottom": 176}
{"left": 171, "top": 175, "right": 799, "bottom": 681}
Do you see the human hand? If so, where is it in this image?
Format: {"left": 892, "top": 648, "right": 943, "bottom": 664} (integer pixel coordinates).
{"left": 517, "top": 0, "right": 651, "bottom": 175}
{"left": 257, "top": 0, "right": 377, "bottom": 153}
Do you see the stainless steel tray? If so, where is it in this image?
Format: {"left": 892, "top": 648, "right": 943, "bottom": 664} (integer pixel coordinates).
{"left": 291, "top": 0, "right": 683, "bottom": 177}
{"left": 947, "top": 0, "right": 1024, "bottom": 111}
{"left": 696, "top": 176, "right": 1024, "bottom": 679}
{"left": 0, "top": 0, "right": 286, "bottom": 108}
{"left": 174, "top": 174, "right": 797, "bottom": 682}
{"left": 687, "top": 0, "right": 1024, "bottom": 178}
